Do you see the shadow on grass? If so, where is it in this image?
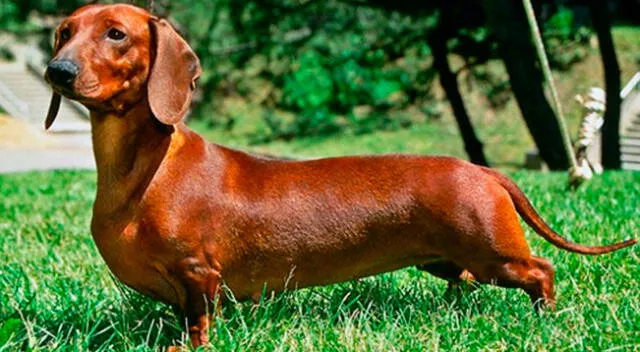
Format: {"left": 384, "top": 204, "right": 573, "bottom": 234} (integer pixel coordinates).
{"left": 218, "top": 270, "right": 492, "bottom": 334}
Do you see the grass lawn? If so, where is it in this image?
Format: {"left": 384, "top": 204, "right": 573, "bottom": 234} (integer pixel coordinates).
{"left": 0, "top": 170, "right": 638, "bottom": 351}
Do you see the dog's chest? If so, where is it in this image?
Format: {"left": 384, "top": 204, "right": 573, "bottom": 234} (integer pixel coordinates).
{"left": 91, "top": 220, "right": 181, "bottom": 305}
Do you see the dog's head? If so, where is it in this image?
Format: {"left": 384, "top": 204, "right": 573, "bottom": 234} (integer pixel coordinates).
{"left": 44, "top": 4, "right": 201, "bottom": 129}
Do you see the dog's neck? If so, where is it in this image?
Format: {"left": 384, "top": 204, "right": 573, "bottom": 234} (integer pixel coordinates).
{"left": 89, "top": 99, "right": 172, "bottom": 215}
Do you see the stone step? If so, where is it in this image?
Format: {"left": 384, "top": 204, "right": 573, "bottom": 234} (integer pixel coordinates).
{"left": 621, "top": 138, "right": 640, "bottom": 147}
{"left": 621, "top": 145, "right": 640, "bottom": 155}
{"left": 622, "top": 162, "right": 640, "bottom": 171}
{"left": 622, "top": 129, "right": 640, "bottom": 138}
{"left": 621, "top": 153, "right": 640, "bottom": 163}
{"left": 0, "top": 62, "right": 89, "bottom": 133}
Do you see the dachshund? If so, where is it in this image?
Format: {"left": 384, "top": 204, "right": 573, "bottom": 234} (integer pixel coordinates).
{"left": 44, "top": 4, "right": 635, "bottom": 349}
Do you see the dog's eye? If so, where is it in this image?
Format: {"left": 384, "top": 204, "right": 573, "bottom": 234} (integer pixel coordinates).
{"left": 107, "top": 28, "right": 126, "bottom": 41}
{"left": 60, "top": 28, "right": 71, "bottom": 42}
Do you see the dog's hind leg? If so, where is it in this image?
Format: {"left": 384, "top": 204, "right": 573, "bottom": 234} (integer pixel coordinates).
{"left": 417, "top": 261, "right": 477, "bottom": 294}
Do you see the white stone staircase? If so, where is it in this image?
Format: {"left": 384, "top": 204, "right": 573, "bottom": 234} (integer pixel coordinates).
{"left": 0, "top": 40, "right": 95, "bottom": 172}
{"left": 0, "top": 62, "right": 89, "bottom": 134}
{"left": 620, "top": 73, "right": 640, "bottom": 171}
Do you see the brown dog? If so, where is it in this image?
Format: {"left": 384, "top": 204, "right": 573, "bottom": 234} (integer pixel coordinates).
{"left": 44, "top": 4, "right": 635, "bottom": 349}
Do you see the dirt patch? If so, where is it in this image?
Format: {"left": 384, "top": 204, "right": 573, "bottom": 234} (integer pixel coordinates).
{"left": 0, "top": 114, "right": 55, "bottom": 149}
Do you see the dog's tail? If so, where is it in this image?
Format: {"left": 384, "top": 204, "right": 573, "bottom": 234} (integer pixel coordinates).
{"left": 480, "top": 167, "right": 636, "bottom": 255}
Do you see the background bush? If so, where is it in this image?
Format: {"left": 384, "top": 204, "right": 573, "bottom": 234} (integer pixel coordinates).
{"left": 0, "top": 0, "right": 608, "bottom": 142}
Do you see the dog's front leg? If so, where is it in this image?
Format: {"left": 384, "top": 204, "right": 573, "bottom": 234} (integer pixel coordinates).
{"left": 179, "top": 261, "right": 222, "bottom": 349}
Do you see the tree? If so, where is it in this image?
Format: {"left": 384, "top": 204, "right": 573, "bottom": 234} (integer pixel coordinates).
{"left": 427, "top": 7, "right": 489, "bottom": 166}
{"left": 481, "top": 0, "right": 570, "bottom": 170}
{"left": 359, "top": 0, "right": 490, "bottom": 165}
{"left": 4, "top": 0, "right": 591, "bottom": 168}
{"left": 590, "top": 0, "right": 621, "bottom": 169}
{"left": 356, "top": 0, "right": 576, "bottom": 169}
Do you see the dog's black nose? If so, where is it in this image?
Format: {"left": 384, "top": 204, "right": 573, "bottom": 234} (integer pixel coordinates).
{"left": 46, "top": 59, "right": 79, "bottom": 90}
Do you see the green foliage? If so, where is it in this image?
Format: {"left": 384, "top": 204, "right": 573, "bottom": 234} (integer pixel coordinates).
{"left": 280, "top": 49, "right": 335, "bottom": 136}
{"left": 0, "top": 0, "right": 85, "bottom": 31}
{"left": 543, "top": 6, "right": 592, "bottom": 70}
{"left": 0, "top": 1, "right": 20, "bottom": 31}
{"left": 0, "top": 46, "right": 14, "bottom": 61}
{"left": 284, "top": 50, "right": 333, "bottom": 111}
{"left": 0, "top": 0, "right": 595, "bottom": 140}
{"left": 546, "top": 6, "right": 576, "bottom": 41}
{"left": 1, "top": 170, "right": 638, "bottom": 350}
{"left": 182, "top": 0, "right": 438, "bottom": 141}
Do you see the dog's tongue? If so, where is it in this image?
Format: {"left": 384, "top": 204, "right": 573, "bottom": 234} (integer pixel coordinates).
{"left": 45, "top": 93, "right": 61, "bottom": 130}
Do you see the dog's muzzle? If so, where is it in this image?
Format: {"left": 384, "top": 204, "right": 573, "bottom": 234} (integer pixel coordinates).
{"left": 45, "top": 59, "right": 80, "bottom": 91}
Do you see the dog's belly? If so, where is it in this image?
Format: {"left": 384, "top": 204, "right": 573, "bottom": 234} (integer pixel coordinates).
{"left": 222, "top": 237, "right": 442, "bottom": 300}
{"left": 291, "top": 254, "right": 441, "bottom": 287}
{"left": 226, "top": 255, "right": 441, "bottom": 301}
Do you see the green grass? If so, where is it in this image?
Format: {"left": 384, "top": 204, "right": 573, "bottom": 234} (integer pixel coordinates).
{"left": 1, "top": 170, "right": 638, "bottom": 351}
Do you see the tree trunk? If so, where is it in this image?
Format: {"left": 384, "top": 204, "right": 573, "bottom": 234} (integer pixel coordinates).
{"left": 590, "top": 0, "right": 621, "bottom": 169}
{"left": 428, "top": 28, "right": 489, "bottom": 166}
{"left": 481, "top": 0, "right": 570, "bottom": 170}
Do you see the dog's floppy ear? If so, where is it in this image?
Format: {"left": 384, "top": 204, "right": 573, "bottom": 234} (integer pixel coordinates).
{"left": 45, "top": 30, "right": 63, "bottom": 130}
{"left": 148, "top": 18, "right": 201, "bottom": 125}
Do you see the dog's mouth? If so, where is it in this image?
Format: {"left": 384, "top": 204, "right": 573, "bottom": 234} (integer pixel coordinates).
{"left": 49, "top": 84, "right": 78, "bottom": 99}
{"left": 47, "top": 82, "right": 101, "bottom": 106}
